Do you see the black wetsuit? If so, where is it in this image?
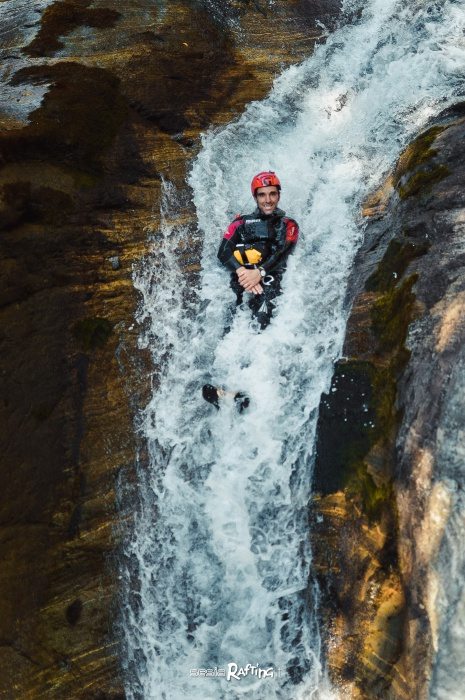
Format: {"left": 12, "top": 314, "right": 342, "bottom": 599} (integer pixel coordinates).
{"left": 217, "top": 207, "right": 299, "bottom": 329}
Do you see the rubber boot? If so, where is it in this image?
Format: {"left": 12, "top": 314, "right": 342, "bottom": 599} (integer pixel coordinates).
{"left": 202, "top": 384, "right": 220, "bottom": 409}
{"left": 234, "top": 392, "right": 250, "bottom": 413}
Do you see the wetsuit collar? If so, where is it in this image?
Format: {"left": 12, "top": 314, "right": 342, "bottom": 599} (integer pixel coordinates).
{"left": 253, "top": 207, "right": 286, "bottom": 219}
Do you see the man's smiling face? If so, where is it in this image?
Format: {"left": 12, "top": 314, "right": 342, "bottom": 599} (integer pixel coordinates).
{"left": 255, "top": 185, "right": 280, "bottom": 215}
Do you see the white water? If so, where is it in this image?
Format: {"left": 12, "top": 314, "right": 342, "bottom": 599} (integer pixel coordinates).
{"left": 122, "top": 0, "right": 465, "bottom": 698}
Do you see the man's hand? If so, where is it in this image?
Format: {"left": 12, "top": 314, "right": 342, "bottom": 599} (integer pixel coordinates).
{"left": 236, "top": 267, "right": 263, "bottom": 294}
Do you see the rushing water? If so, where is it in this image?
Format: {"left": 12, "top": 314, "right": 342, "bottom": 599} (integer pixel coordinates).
{"left": 122, "top": 0, "right": 465, "bottom": 697}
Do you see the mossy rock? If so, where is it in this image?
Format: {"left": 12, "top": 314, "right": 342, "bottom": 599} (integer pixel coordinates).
{"left": 345, "top": 459, "right": 394, "bottom": 523}
{"left": 313, "top": 360, "right": 377, "bottom": 493}
{"left": 73, "top": 317, "right": 112, "bottom": 351}
{"left": 313, "top": 359, "right": 398, "bottom": 522}
{"left": 398, "top": 164, "right": 451, "bottom": 199}
{"left": 393, "top": 125, "right": 446, "bottom": 184}
{"left": 314, "top": 268, "right": 421, "bottom": 520}
{"left": 393, "top": 125, "right": 450, "bottom": 199}
{"left": 365, "top": 239, "right": 430, "bottom": 292}
{"left": 371, "top": 274, "right": 418, "bottom": 353}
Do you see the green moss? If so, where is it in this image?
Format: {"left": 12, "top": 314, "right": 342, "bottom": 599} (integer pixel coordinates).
{"left": 73, "top": 317, "right": 112, "bottom": 351}
{"left": 25, "top": 0, "right": 121, "bottom": 57}
{"left": 371, "top": 275, "right": 418, "bottom": 353}
{"left": 398, "top": 164, "right": 451, "bottom": 199}
{"left": 315, "top": 263, "right": 421, "bottom": 521}
{"left": 321, "top": 358, "right": 402, "bottom": 522}
{"left": 346, "top": 460, "right": 394, "bottom": 523}
{"left": 313, "top": 358, "right": 397, "bottom": 523}
{"left": 393, "top": 125, "right": 450, "bottom": 200}
{"left": 394, "top": 125, "right": 446, "bottom": 184}
{"left": 365, "top": 239, "right": 430, "bottom": 292}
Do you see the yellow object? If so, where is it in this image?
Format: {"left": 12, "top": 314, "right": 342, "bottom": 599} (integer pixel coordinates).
{"left": 233, "top": 247, "right": 263, "bottom": 265}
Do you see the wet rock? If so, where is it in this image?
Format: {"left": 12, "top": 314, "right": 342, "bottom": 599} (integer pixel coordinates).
{"left": 108, "top": 255, "right": 120, "bottom": 270}
{"left": 0, "top": 0, "right": 338, "bottom": 696}
{"left": 311, "top": 103, "right": 465, "bottom": 699}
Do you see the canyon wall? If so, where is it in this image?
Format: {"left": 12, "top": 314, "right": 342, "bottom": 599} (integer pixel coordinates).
{"left": 0, "top": 1, "right": 337, "bottom": 696}
{"left": 311, "top": 103, "right": 465, "bottom": 699}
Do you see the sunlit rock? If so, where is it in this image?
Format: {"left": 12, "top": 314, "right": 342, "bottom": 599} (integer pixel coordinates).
{"left": 311, "top": 103, "right": 465, "bottom": 699}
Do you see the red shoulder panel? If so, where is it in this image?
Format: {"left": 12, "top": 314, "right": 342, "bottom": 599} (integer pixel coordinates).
{"left": 223, "top": 217, "right": 244, "bottom": 240}
{"left": 284, "top": 218, "right": 299, "bottom": 243}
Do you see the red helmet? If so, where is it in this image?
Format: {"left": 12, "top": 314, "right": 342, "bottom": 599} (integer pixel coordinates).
{"left": 251, "top": 171, "right": 281, "bottom": 196}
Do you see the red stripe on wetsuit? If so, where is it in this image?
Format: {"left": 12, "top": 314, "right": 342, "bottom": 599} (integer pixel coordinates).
{"left": 222, "top": 217, "right": 244, "bottom": 240}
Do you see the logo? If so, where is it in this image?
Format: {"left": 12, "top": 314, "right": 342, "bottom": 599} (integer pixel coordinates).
{"left": 190, "top": 663, "right": 284, "bottom": 681}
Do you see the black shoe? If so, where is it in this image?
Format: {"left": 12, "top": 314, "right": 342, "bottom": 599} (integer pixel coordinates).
{"left": 234, "top": 392, "right": 250, "bottom": 413}
{"left": 202, "top": 384, "right": 220, "bottom": 409}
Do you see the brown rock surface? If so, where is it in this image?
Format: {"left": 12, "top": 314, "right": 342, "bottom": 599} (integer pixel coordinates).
{"left": 310, "top": 103, "right": 465, "bottom": 698}
{"left": 0, "top": 1, "right": 338, "bottom": 697}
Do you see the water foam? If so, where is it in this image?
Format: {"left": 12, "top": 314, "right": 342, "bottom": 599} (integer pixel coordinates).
{"left": 122, "top": 1, "right": 465, "bottom": 697}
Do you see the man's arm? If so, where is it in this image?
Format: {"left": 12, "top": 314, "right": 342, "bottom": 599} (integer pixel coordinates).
{"left": 217, "top": 217, "right": 263, "bottom": 294}
{"left": 217, "top": 217, "right": 244, "bottom": 270}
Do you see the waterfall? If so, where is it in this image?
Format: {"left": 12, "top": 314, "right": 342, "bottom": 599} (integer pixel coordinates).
{"left": 122, "top": 0, "right": 465, "bottom": 697}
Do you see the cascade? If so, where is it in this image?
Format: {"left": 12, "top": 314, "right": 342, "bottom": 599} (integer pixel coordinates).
{"left": 122, "top": 1, "right": 465, "bottom": 697}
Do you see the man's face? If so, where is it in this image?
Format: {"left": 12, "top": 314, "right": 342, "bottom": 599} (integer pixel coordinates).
{"left": 255, "top": 186, "right": 280, "bottom": 215}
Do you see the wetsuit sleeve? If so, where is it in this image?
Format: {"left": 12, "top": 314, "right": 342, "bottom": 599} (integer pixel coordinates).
{"left": 217, "top": 218, "right": 244, "bottom": 271}
{"left": 261, "top": 219, "right": 299, "bottom": 273}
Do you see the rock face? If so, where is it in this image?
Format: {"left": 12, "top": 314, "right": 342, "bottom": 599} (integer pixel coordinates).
{"left": 310, "top": 103, "right": 465, "bottom": 699}
{"left": 0, "top": 1, "right": 338, "bottom": 697}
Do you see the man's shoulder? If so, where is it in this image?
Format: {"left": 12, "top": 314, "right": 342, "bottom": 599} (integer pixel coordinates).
{"left": 276, "top": 209, "right": 299, "bottom": 227}
{"left": 283, "top": 216, "right": 299, "bottom": 242}
{"left": 282, "top": 214, "right": 299, "bottom": 229}
{"left": 227, "top": 213, "right": 249, "bottom": 226}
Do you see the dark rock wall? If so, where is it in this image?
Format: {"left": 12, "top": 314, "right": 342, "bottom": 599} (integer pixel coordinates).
{"left": 0, "top": 0, "right": 337, "bottom": 696}
{"left": 311, "top": 104, "right": 465, "bottom": 699}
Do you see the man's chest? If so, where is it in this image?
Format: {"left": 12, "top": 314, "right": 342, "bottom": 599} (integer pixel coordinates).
{"left": 240, "top": 218, "right": 282, "bottom": 243}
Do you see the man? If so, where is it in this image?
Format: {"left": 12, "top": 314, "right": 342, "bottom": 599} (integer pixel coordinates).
{"left": 202, "top": 171, "right": 299, "bottom": 411}
{"left": 217, "top": 171, "right": 299, "bottom": 330}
